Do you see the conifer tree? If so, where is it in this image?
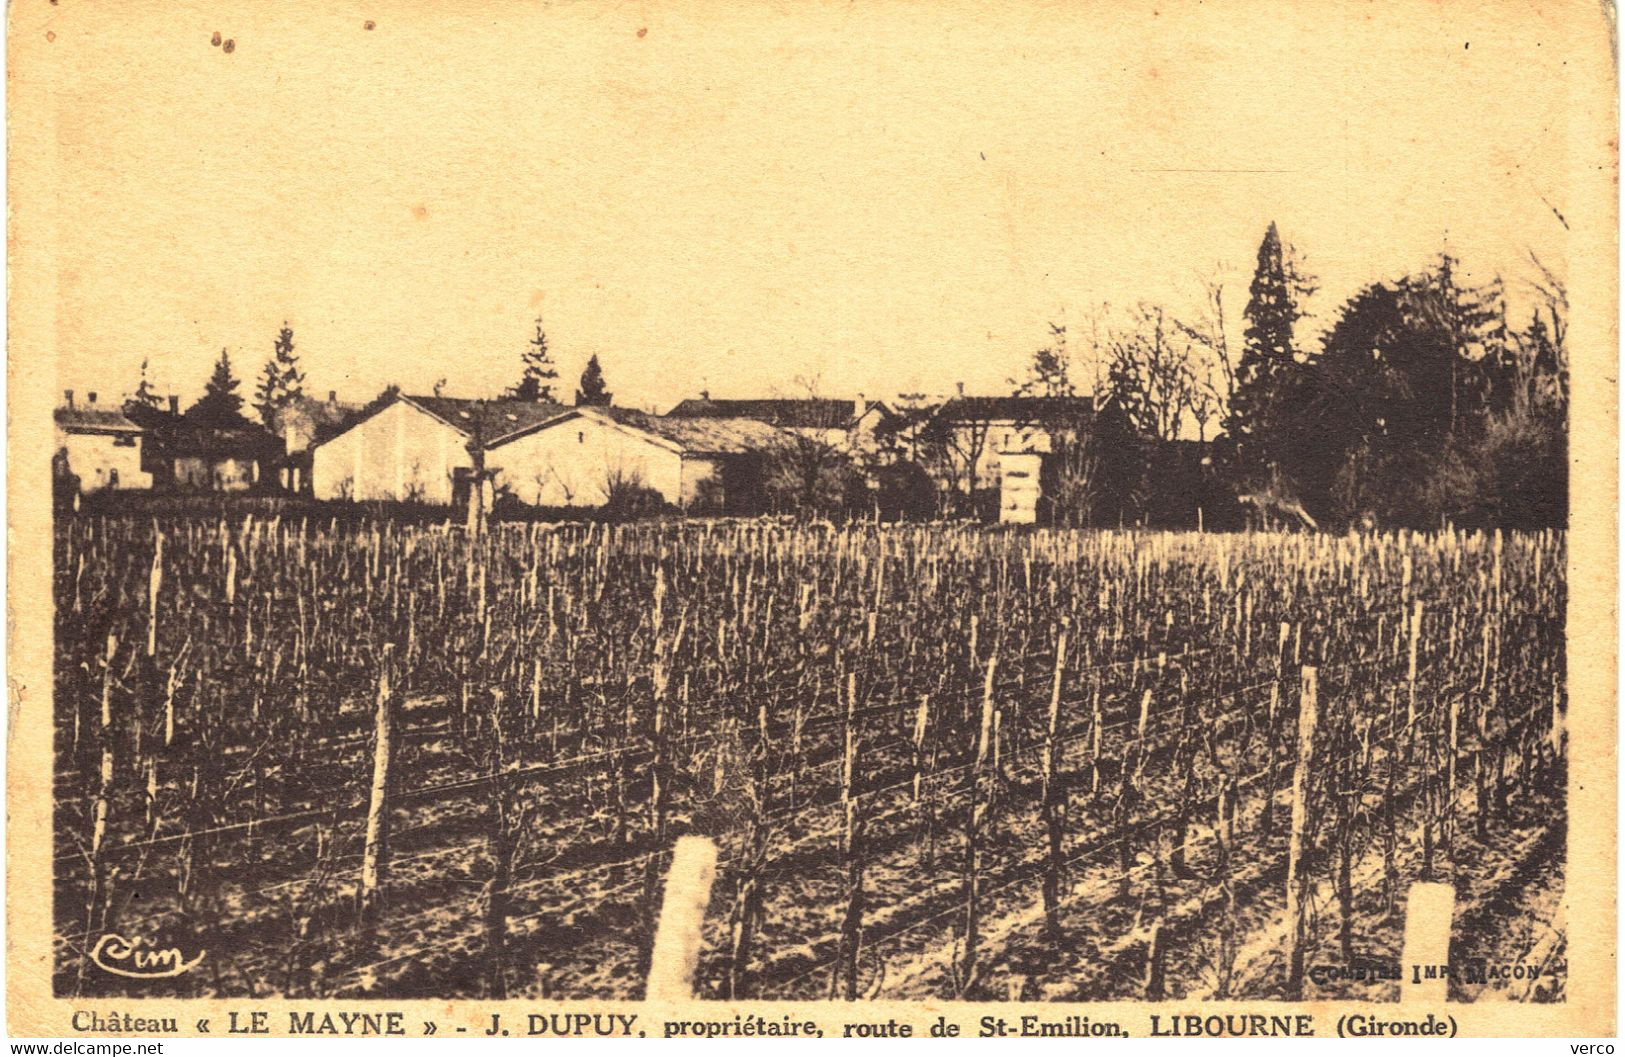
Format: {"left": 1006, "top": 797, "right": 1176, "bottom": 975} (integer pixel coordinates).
{"left": 575, "top": 354, "right": 612, "bottom": 406}
{"left": 1404, "top": 254, "right": 1505, "bottom": 437}
{"left": 253, "top": 323, "right": 308, "bottom": 427}
{"left": 1013, "top": 323, "right": 1075, "bottom": 398}
{"left": 188, "top": 348, "right": 246, "bottom": 425}
{"left": 1226, "top": 222, "right": 1314, "bottom": 487}
{"left": 272, "top": 323, "right": 305, "bottom": 403}
{"left": 253, "top": 359, "right": 281, "bottom": 426}
{"left": 509, "top": 317, "right": 559, "bottom": 402}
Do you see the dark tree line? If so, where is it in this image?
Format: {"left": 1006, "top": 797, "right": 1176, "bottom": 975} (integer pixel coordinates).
{"left": 1223, "top": 224, "right": 1567, "bottom": 530}
{"left": 1015, "top": 222, "right": 1569, "bottom": 532}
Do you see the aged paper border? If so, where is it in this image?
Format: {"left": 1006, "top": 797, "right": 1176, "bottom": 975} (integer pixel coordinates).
{"left": 6, "top": 0, "right": 1617, "bottom": 1038}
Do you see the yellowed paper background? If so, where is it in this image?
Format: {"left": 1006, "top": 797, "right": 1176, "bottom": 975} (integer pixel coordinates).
{"left": 8, "top": 0, "right": 1617, "bottom": 1037}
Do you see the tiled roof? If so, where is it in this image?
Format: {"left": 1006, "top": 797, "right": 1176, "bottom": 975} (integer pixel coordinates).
{"left": 145, "top": 421, "right": 284, "bottom": 459}
{"left": 402, "top": 396, "right": 574, "bottom": 446}
{"left": 665, "top": 398, "right": 860, "bottom": 430}
{"left": 286, "top": 394, "right": 360, "bottom": 427}
{"left": 936, "top": 395, "right": 1097, "bottom": 423}
{"left": 591, "top": 407, "right": 792, "bottom": 455}
{"left": 325, "top": 394, "right": 800, "bottom": 455}
{"left": 270, "top": 394, "right": 366, "bottom": 445}
{"left": 55, "top": 406, "right": 144, "bottom": 433}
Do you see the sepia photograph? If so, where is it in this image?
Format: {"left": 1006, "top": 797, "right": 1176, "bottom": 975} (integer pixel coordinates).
{"left": 8, "top": 0, "right": 1616, "bottom": 1037}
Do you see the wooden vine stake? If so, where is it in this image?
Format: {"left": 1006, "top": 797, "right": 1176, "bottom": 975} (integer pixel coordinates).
{"left": 911, "top": 694, "right": 931, "bottom": 805}
{"left": 89, "top": 633, "right": 119, "bottom": 933}
{"left": 1284, "top": 665, "right": 1318, "bottom": 998}
{"left": 147, "top": 529, "right": 163, "bottom": 657}
{"left": 1041, "top": 624, "right": 1069, "bottom": 940}
{"left": 1406, "top": 600, "right": 1423, "bottom": 741}
{"left": 1213, "top": 775, "right": 1239, "bottom": 996}
{"left": 1089, "top": 685, "right": 1103, "bottom": 795}
{"left": 725, "top": 816, "right": 767, "bottom": 1000}
{"left": 358, "top": 643, "right": 398, "bottom": 936}
{"left": 1257, "top": 623, "right": 1290, "bottom": 837}
{"left": 958, "top": 648, "right": 999, "bottom": 994}
{"left": 644, "top": 634, "right": 673, "bottom": 932}
{"left": 835, "top": 672, "right": 866, "bottom": 1000}
{"left": 1143, "top": 916, "right": 1167, "bottom": 1000}
{"left": 1446, "top": 696, "right": 1460, "bottom": 861}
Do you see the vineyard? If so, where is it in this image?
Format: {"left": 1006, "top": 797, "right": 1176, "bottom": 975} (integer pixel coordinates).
{"left": 53, "top": 517, "right": 1566, "bottom": 1002}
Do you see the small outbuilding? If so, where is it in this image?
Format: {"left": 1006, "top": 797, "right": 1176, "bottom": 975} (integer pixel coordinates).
{"left": 54, "top": 391, "right": 151, "bottom": 493}
{"left": 271, "top": 392, "right": 363, "bottom": 494}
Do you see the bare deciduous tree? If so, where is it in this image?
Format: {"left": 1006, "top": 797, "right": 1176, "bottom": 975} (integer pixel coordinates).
{"left": 919, "top": 411, "right": 992, "bottom": 510}
{"left": 1173, "top": 272, "right": 1234, "bottom": 442}
{"left": 1174, "top": 272, "right": 1237, "bottom": 406}
{"left": 762, "top": 376, "right": 865, "bottom": 517}
{"left": 1104, "top": 303, "right": 1203, "bottom": 442}
{"left": 1044, "top": 425, "right": 1100, "bottom": 527}
{"left": 1011, "top": 322, "right": 1076, "bottom": 398}
{"left": 1518, "top": 250, "right": 1569, "bottom": 415}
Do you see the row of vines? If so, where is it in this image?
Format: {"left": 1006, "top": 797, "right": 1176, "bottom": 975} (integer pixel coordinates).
{"left": 54, "top": 518, "right": 1565, "bottom": 1001}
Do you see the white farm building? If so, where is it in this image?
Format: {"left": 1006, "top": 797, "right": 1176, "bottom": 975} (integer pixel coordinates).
{"left": 310, "top": 394, "right": 788, "bottom": 513}
{"left": 54, "top": 395, "right": 152, "bottom": 493}
{"left": 310, "top": 395, "right": 562, "bottom": 505}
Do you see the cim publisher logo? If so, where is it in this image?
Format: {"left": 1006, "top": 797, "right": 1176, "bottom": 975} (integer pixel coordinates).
{"left": 90, "top": 933, "right": 206, "bottom": 979}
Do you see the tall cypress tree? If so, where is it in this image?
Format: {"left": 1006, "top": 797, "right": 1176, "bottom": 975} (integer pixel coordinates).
{"left": 1226, "top": 222, "right": 1313, "bottom": 488}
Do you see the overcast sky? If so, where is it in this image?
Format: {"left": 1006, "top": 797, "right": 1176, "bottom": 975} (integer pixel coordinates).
{"left": 35, "top": 0, "right": 1588, "bottom": 413}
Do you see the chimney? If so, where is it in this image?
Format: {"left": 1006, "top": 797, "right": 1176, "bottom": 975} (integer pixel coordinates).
{"left": 956, "top": 381, "right": 965, "bottom": 398}
{"left": 168, "top": 395, "right": 179, "bottom": 415}
{"left": 64, "top": 389, "right": 74, "bottom": 408}
{"left": 328, "top": 390, "right": 337, "bottom": 403}
{"left": 87, "top": 392, "right": 98, "bottom": 405}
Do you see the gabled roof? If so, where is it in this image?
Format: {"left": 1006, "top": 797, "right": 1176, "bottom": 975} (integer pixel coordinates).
{"left": 318, "top": 393, "right": 796, "bottom": 456}
{"left": 665, "top": 397, "right": 871, "bottom": 430}
{"left": 588, "top": 406, "right": 791, "bottom": 455}
{"left": 55, "top": 406, "right": 144, "bottom": 434}
{"left": 108, "top": 400, "right": 284, "bottom": 458}
{"left": 936, "top": 395, "right": 1097, "bottom": 424}
{"left": 143, "top": 419, "right": 283, "bottom": 459}
{"left": 311, "top": 393, "right": 574, "bottom": 451}
{"left": 489, "top": 406, "right": 790, "bottom": 456}
{"left": 280, "top": 393, "right": 362, "bottom": 428}
{"left": 403, "top": 395, "right": 574, "bottom": 446}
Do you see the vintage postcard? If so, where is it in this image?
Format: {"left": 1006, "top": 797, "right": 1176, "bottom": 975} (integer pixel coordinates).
{"left": 6, "top": 0, "right": 1617, "bottom": 1042}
